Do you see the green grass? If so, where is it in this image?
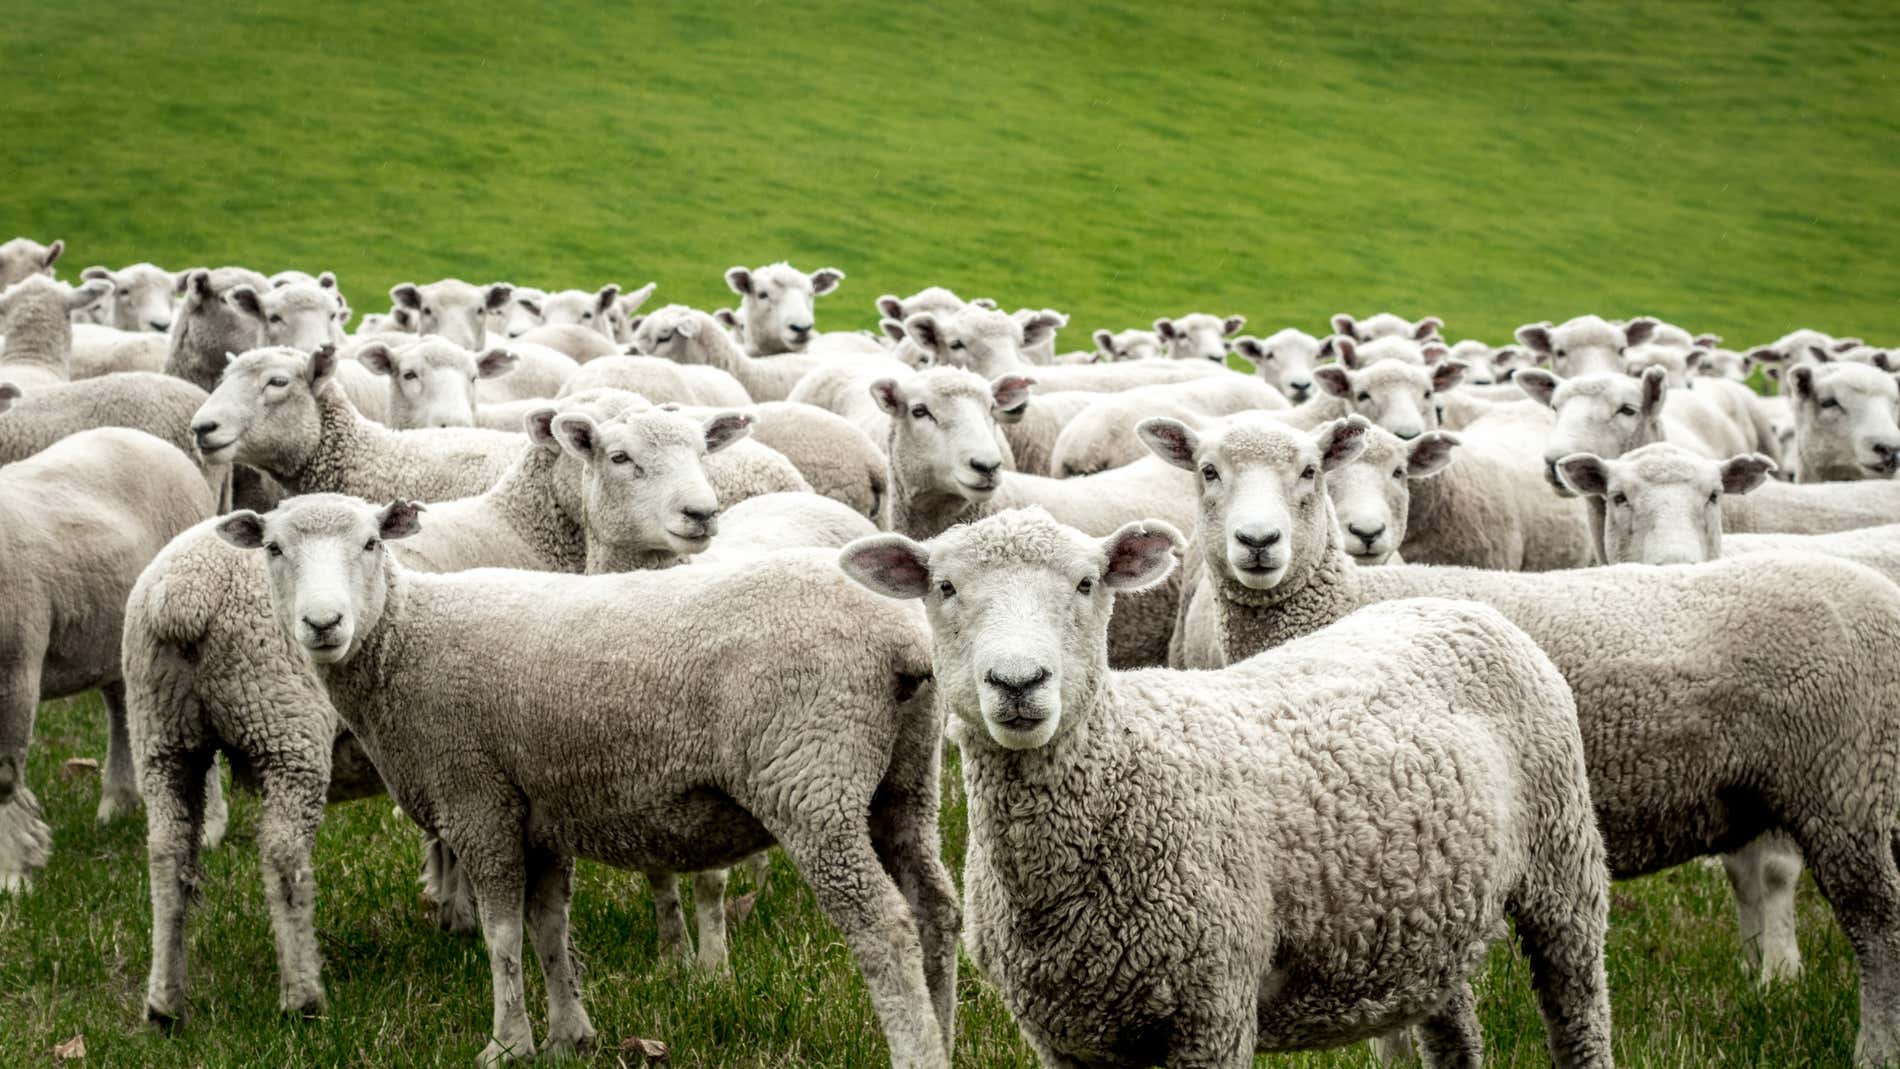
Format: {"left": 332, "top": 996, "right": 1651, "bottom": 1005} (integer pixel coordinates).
{"left": 3, "top": 1, "right": 1897, "bottom": 1064}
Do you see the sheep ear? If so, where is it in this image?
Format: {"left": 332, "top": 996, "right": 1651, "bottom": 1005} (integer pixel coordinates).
{"left": 1317, "top": 416, "right": 1370, "bottom": 472}
{"left": 724, "top": 267, "right": 753, "bottom": 297}
{"left": 1333, "top": 337, "right": 1361, "bottom": 369}
{"left": 1230, "top": 337, "right": 1261, "bottom": 370}
{"left": 839, "top": 534, "right": 931, "bottom": 600}
{"left": 1622, "top": 317, "right": 1659, "bottom": 348}
{"left": 990, "top": 373, "right": 1034, "bottom": 415}
{"left": 552, "top": 413, "right": 600, "bottom": 458}
{"left": 876, "top": 295, "right": 905, "bottom": 320}
{"left": 593, "top": 283, "right": 621, "bottom": 313}
{"left": 227, "top": 284, "right": 264, "bottom": 320}
{"left": 215, "top": 511, "right": 267, "bottom": 549}
{"left": 1638, "top": 366, "right": 1668, "bottom": 415}
{"left": 524, "top": 406, "right": 560, "bottom": 447}
{"left": 482, "top": 283, "right": 514, "bottom": 312}
{"left": 1331, "top": 313, "right": 1357, "bottom": 338}
{"left": 1694, "top": 333, "right": 1723, "bottom": 347}
{"left": 702, "top": 412, "right": 753, "bottom": 454}
{"left": 518, "top": 297, "right": 544, "bottom": 318}
{"left": 1135, "top": 417, "right": 1199, "bottom": 471}
{"left": 1420, "top": 342, "right": 1449, "bottom": 366}
{"left": 717, "top": 309, "right": 743, "bottom": 331}
{"left": 1874, "top": 351, "right": 1898, "bottom": 374}
{"left": 1019, "top": 311, "right": 1063, "bottom": 351}
{"left": 1100, "top": 521, "right": 1183, "bottom": 592}
{"left": 81, "top": 265, "right": 114, "bottom": 283}
{"left": 67, "top": 278, "right": 114, "bottom": 311}
{"left": 1789, "top": 365, "right": 1817, "bottom": 402}
{"left": 357, "top": 343, "right": 396, "bottom": 376}
{"left": 1684, "top": 350, "right": 1706, "bottom": 373}
{"left": 970, "top": 297, "right": 999, "bottom": 310}
{"left": 1431, "top": 360, "right": 1467, "bottom": 393}
{"left": 869, "top": 378, "right": 906, "bottom": 418}
{"left": 378, "top": 499, "right": 425, "bottom": 540}
{"left": 1720, "top": 454, "right": 1776, "bottom": 494}
{"left": 1834, "top": 338, "right": 1865, "bottom": 353}
{"left": 1152, "top": 317, "right": 1177, "bottom": 341}
{"left": 319, "top": 271, "right": 339, "bottom": 290}
{"left": 1092, "top": 329, "right": 1115, "bottom": 355}
{"left": 1407, "top": 432, "right": 1461, "bottom": 478}
{"left": 1413, "top": 316, "right": 1443, "bottom": 341}
{"left": 1222, "top": 315, "right": 1246, "bottom": 336}
{"left": 182, "top": 268, "right": 214, "bottom": 301}
{"left": 41, "top": 240, "right": 64, "bottom": 268}
{"left": 879, "top": 317, "right": 907, "bottom": 343}
{"left": 1746, "top": 346, "right": 1784, "bottom": 364}
{"left": 809, "top": 267, "right": 845, "bottom": 296}
{"left": 392, "top": 307, "right": 416, "bottom": 330}
{"left": 620, "top": 282, "right": 657, "bottom": 315}
{"left": 1807, "top": 345, "right": 1833, "bottom": 364}
{"left": 1515, "top": 324, "right": 1555, "bottom": 355}
{"left": 1312, "top": 365, "right": 1352, "bottom": 399}
{"left": 308, "top": 344, "right": 339, "bottom": 387}
{"left": 1515, "top": 368, "right": 1560, "bottom": 408}
{"left": 476, "top": 348, "right": 518, "bottom": 379}
{"left": 624, "top": 314, "right": 645, "bottom": 337}
{"left": 1554, "top": 454, "right": 1610, "bottom": 497}
{"left": 904, "top": 313, "right": 946, "bottom": 357}
{"left": 390, "top": 283, "right": 422, "bottom": 310}
{"left": 676, "top": 314, "right": 702, "bottom": 339}
{"left": 0, "top": 381, "right": 17, "bottom": 413}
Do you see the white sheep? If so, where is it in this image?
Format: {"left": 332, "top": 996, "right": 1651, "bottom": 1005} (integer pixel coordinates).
{"left": 226, "top": 274, "right": 348, "bottom": 353}
{"left": 1518, "top": 366, "right": 1752, "bottom": 492}
{"left": 1233, "top": 328, "right": 1324, "bottom": 402}
{"left": 68, "top": 323, "right": 172, "bottom": 379}
{"left": 1746, "top": 328, "right": 1862, "bottom": 367}
{"left": 840, "top": 508, "right": 1612, "bottom": 1068}
{"left": 389, "top": 278, "right": 514, "bottom": 350}
{"left": 1047, "top": 373, "right": 1290, "bottom": 477}
{"left": 1090, "top": 327, "right": 1163, "bottom": 363}
{"left": 633, "top": 303, "right": 829, "bottom": 402}
{"left": 1515, "top": 314, "right": 1659, "bottom": 377}
{"left": 0, "top": 372, "right": 225, "bottom": 500}
{"left": 79, "top": 263, "right": 179, "bottom": 332}
{"left": 1448, "top": 339, "right": 1538, "bottom": 386}
{"left": 0, "top": 275, "right": 115, "bottom": 390}
{"left": 0, "top": 237, "right": 63, "bottom": 287}
{"left": 875, "top": 286, "right": 977, "bottom": 322}
{"left": 1312, "top": 352, "right": 1465, "bottom": 441}
{"left": 1320, "top": 423, "right": 1461, "bottom": 564}
{"left": 531, "top": 284, "right": 627, "bottom": 339}
{"left": 0, "top": 428, "right": 214, "bottom": 893}
{"left": 557, "top": 353, "right": 751, "bottom": 408}
{"left": 668, "top": 400, "right": 888, "bottom": 520}
{"left": 724, "top": 261, "right": 851, "bottom": 355}
{"left": 355, "top": 338, "right": 519, "bottom": 429}
{"left": 1331, "top": 311, "right": 1444, "bottom": 344}
{"left": 1619, "top": 346, "right": 1782, "bottom": 462}
{"left": 1152, "top": 413, "right": 1900, "bottom": 1063}
{"left": 1154, "top": 312, "right": 1245, "bottom": 362}
{"left": 1012, "top": 307, "right": 1068, "bottom": 364}
{"left": 903, "top": 304, "right": 1062, "bottom": 380}
{"left": 355, "top": 306, "right": 417, "bottom": 337}
{"left": 219, "top": 494, "right": 959, "bottom": 1067}
{"left": 1781, "top": 360, "right": 1900, "bottom": 481}
{"left": 164, "top": 267, "right": 272, "bottom": 392}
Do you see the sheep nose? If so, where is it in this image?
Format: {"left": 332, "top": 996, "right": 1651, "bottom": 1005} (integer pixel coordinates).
{"left": 681, "top": 506, "right": 719, "bottom": 526}
{"left": 1393, "top": 427, "right": 1421, "bottom": 441}
{"left": 984, "top": 666, "right": 1050, "bottom": 699}
{"left": 1875, "top": 441, "right": 1899, "bottom": 459}
{"left": 968, "top": 457, "right": 1001, "bottom": 477}
{"left": 1289, "top": 380, "right": 1312, "bottom": 395}
{"left": 191, "top": 419, "right": 220, "bottom": 439}
{"left": 789, "top": 323, "right": 813, "bottom": 336}
{"left": 1233, "top": 526, "right": 1282, "bottom": 550}
{"left": 150, "top": 319, "right": 171, "bottom": 332}
{"left": 1347, "top": 521, "right": 1386, "bottom": 546}
{"left": 302, "top": 613, "right": 343, "bottom": 635}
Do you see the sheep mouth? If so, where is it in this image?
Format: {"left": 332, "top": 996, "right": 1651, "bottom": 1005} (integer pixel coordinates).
{"left": 667, "top": 529, "right": 715, "bottom": 549}
{"left": 955, "top": 475, "right": 999, "bottom": 496}
{"left": 197, "top": 437, "right": 238, "bottom": 460}
{"left": 304, "top": 638, "right": 349, "bottom": 663}
{"left": 1348, "top": 549, "right": 1390, "bottom": 565}
{"left": 1860, "top": 461, "right": 1899, "bottom": 477}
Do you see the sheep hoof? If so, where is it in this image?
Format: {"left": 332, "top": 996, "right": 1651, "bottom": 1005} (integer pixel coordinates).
{"left": 476, "top": 1038, "right": 531, "bottom": 1066}
{"left": 281, "top": 992, "right": 326, "bottom": 1020}
{"left": 95, "top": 787, "right": 139, "bottom": 824}
{"left": 146, "top": 1002, "right": 188, "bottom": 1032}
{"left": 542, "top": 1028, "right": 597, "bottom": 1057}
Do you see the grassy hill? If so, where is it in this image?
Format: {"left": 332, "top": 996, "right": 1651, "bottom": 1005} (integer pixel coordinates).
{"left": 2, "top": 2, "right": 1896, "bottom": 1065}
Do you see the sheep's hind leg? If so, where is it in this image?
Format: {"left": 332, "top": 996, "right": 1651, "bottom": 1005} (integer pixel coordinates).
{"left": 255, "top": 764, "right": 328, "bottom": 1017}
{"left": 692, "top": 869, "right": 731, "bottom": 975}
{"left": 525, "top": 849, "right": 595, "bottom": 1055}
{"left": 465, "top": 838, "right": 535, "bottom": 1066}
{"left": 142, "top": 748, "right": 212, "bottom": 1027}
{"left": 1723, "top": 832, "right": 1804, "bottom": 984}
{"left": 0, "top": 668, "right": 50, "bottom": 894}
{"left": 1804, "top": 826, "right": 1900, "bottom": 1067}
{"left": 646, "top": 870, "right": 693, "bottom": 965}
{"left": 97, "top": 681, "right": 142, "bottom": 823}
{"left": 1413, "top": 982, "right": 1482, "bottom": 1069}
{"left": 1372, "top": 1027, "right": 1419, "bottom": 1063}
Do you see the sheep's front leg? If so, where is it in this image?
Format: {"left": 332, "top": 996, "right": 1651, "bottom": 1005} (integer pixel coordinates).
{"left": 526, "top": 849, "right": 595, "bottom": 1055}
{"left": 1414, "top": 982, "right": 1482, "bottom": 1069}
{"left": 692, "top": 869, "right": 731, "bottom": 975}
{"left": 1372, "top": 1027, "right": 1418, "bottom": 1063}
{"left": 256, "top": 766, "right": 327, "bottom": 1017}
{"left": 98, "top": 681, "right": 142, "bottom": 823}
{"left": 200, "top": 757, "right": 229, "bottom": 849}
{"left": 467, "top": 850, "right": 534, "bottom": 1066}
{"left": 1723, "top": 832, "right": 1805, "bottom": 984}
{"left": 0, "top": 665, "right": 49, "bottom": 894}
{"left": 646, "top": 869, "right": 692, "bottom": 964}
{"left": 142, "top": 749, "right": 211, "bottom": 1027}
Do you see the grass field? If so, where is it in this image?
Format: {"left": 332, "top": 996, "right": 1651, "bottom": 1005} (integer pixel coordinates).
{"left": 3, "top": 0, "right": 1898, "bottom": 1065}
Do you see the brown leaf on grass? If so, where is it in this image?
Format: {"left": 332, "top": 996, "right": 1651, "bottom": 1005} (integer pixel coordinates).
{"left": 618, "top": 1035, "right": 668, "bottom": 1062}
{"left": 725, "top": 891, "right": 758, "bottom": 925}
{"left": 60, "top": 758, "right": 99, "bottom": 782}
{"left": 52, "top": 1033, "right": 86, "bottom": 1060}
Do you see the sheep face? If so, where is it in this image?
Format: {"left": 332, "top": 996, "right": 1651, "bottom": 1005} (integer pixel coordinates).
{"left": 906, "top": 305, "right": 1052, "bottom": 378}
{"left": 359, "top": 338, "right": 515, "bottom": 430}
{"left": 191, "top": 345, "right": 332, "bottom": 469}
{"left": 876, "top": 286, "right": 968, "bottom": 322}
{"left": 217, "top": 495, "right": 422, "bottom": 664}
{"left": 492, "top": 287, "right": 545, "bottom": 339}
{"left": 82, "top": 263, "right": 178, "bottom": 332}
{"left": 1746, "top": 328, "right": 1842, "bottom": 369}
{"left": 1331, "top": 312, "right": 1443, "bottom": 344}
{"left": 1154, "top": 312, "right": 1244, "bottom": 363}
{"left": 538, "top": 286, "right": 620, "bottom": 339}
{"left": 0, "top": 237, "right": 62, "bottom": 288}
{"left": 1325, "top": 425, "right": 1459, "bottom": 565}
{"left": 228, "top": 278, "right": 345, "bottom": 354}
{"left": 1312, "top": 359, "right": 1463, "bottom": 441}
{"left": 628, "top": 304, "right": 714, "bottom": 360}
{"left": 173, "top": 267, "right": 271, "bottom": 389}
{"left": 876, "top": 367, "right": 1032, "bottom": 502}
{"left": 1621, "top": 344, "right": 1690, "bottom": 389}
{"left": 1788, "top": 361, "right": 1900, "bottom": 479}
{"left": 1233, "top": 329, "right": 1323, "bottom": 402}
{"left": 605, "top": 283, "right": 658, "bottom": 343}
{"left": 0, "top": 275, "right": 114, "bottom": 336}
{"left": 1555, "top": 443, "right": 1774, "bottom": 565}
{"left": 1139, "top": 414, "right": 1368, "bottom": 592}
{"left": 724, "top": 262, "right": 844, "bottom": 354}
{"left": 391, "top": 279, "right": 514, "bottom": 350}
{"left": 1689, "top": 348, "right": 1750, "bottom": 381}
{"left": 839, "top": 509, "right": 1178, "bottom": 750}
{"left": 1518, "top": 369, "right": 1668, "bottom": 494}
{"left": 552, "top": 407, "right": 750, "bottom": 559}
{"left": 1091, "top": 328, "right": 1164, "bottom": 364}
{"left": 1514, "top": 315, "right": 1630, "bottom": 378}
{"left": 357, "top": 308, "right": 417, "bottom": 336}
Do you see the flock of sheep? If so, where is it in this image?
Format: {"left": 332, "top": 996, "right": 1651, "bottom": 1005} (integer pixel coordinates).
{"left": 5, "top": 230, "right": 1900, "bottom": 1068}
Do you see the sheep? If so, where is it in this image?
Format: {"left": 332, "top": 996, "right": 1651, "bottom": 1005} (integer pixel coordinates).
{"left": 165, "top": 267, "right": 272, "bottom": 392}
{"left": 1617, "top": 347, "right": 1782, "bottom": 461}
{"left": 1518, "top": 366, "right": 1752, "bottom": 491}
{"left": 903, "top": 303, "right": 1063, "bottom": 380}
{"left": 489, "top": 286, "right": 546, "bottom": 339}
{"left": 1047, "top": 374, "right": 1291, "bottom": 477}
{"left": 1233, "top": 328, "right": 1324, "bottom": 402}
{"left": 669, "top": 400, "right": 888, "bottom": 520}
{"left": 218, "top": 493, "right": 959, "bottom": 1067}
{"left": 0, "top": 237, "right": 62, "bottom": 287}
{"left": 788, "top": 354, "right": 932, "bottom": 440}
{"left": 606, "top": 283, "right": 659, "bottom": 343}
{"left": 191, "top": 345, "right": 523, "bottom": 503}
{"left": 879, "top": 366, "right": 1193, "bottom": 667}
{"left": 0, "top": 275, "right": 115, "bottom": 390}
{"left": 875, "top": 286, "right": 976, "bottom": 322}
{"left": 1690, "top": 347, "right": 1753, "bottom": 381}
{"left": 1747, "top": 329, "right": 1863, "bottom": 367}
{"left": 505, "top": 322, "right": 619, "bottom": 363}
{"left": 1154, "top": 413, "right": 1900, "bottom": 1061}
{"left": 355, "top": 306, "right": 416, "bottom": 337}
{"left": 633, "top": 303, "right": 826, "bottom": 402}
{"left": 1321, "top": 424, "right": 1461, "bottom": 564}
{"left": 1515, "top": 314, "right": 1658, "bottom": 377}
{"left": 0, "top": 372, "right": 223, "bottom": 496}
{"left": 1090, "top": 327, "right": 1163, "bottom": 363}
{"left": 1331, "top": 312, "right": 1443, "bottom": 344}
{"left": 0, "top": 428, "right": 215, "bottom": 893}
{"left": 389, "top": 278, "right": 515, "bottom": 350}
{"left": 1449, "top": 340, "right": 1538, "bottom": 386}
{"left": 697, "top": 491, "right": 878, "bottom": 562}
{"left": 1781, "top": 360, "right": 1900, "bottom": 482}
{"left": 1154, "top": 312, "right": 1246, "bottom": 362}
{"left": 68, "top": 324, "right": 171, "bottom": 379}
{"left": 531, "top": 284, "right": 637, "bottom": 339}
{"left": 80, "top": 263, "right": 179, "bottom": 332}
{"left": 1311, "top": 353, "right": 1465, "bottom": 443}
{"left": 558, "top": 353, "right": 751, "bottom": 408}
{"left": 840, "top": 508, "right": 1613, "bottom": 1068}
{"left": 994, "top": 390, "right": 1099, "bottom": 477}
{"left": 724, "top": 261, "right": 853, "bottom": 355}
{"left": 557, "top": 387, "right": 810, "bottom": 504}
{"left": 226, "top": 274, "right": 348, "bottom": 353}
{"left": 356, "top": 338, "right": 519, "bottom": 430}
{"left": 1011, "top": 308, "right": 1068, "bottom": 365}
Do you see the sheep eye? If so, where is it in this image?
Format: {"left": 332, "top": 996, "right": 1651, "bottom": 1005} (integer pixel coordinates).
{"left": 1392, "top": 468, "right": 1406, "bottom": 480}
{"left": 402, "top": 371, "right": 418, "bottom": 381}
{"left": 937, "top": 579, "right": 956, "bottom": 598}
{"left": 609, "top": 451, "right": 631, "bottom": 465}
{"left": 1200, "top": 463, "right": 1220, "bottom": 483}
{"left": 1556, "top": 347, "right": 1568, "bottom": 356}
{"left": 1262, "top": 352, "right": 1275, "bottom": 361}
{"left": 423, "top": 306, "right": 434, "bottom": 315}
{"left": 1300, "top": 466, "right": 1317, "bottom": 481}
{"left": 265, "top": 542, "right": 283, "bottom": 557}
{"left": 1076, "top": 577, "right": 1094, "bottom": 595}
{"left": 910, "top": 404, "right": 930, "bottom": 419}
{"left": 269, "top": 314, "right": 283, "bottom": 324}
{"left": 1612, "top": 492, "right": 1629, "bottom": 506}
{"left": 363, "top": 538, "right": 379, "bottom": 552}
{"left": 756, "top": 290, "right": 768, "bottom": 300}
{"left": 1708, "top": 491, "right": 1720, "bottom": 506}
{"left": 950, "top": 340, "right": 966, "bottom": 350}
{"left": 1356, "top": 391, "right": 1370, "bottom": 402}
{"left": 582, "top": 311, "right": 592, "bottom": 319}
{"left": 1821, "top": 398, "right": 1841, "bottom": 410}
{"left": 267, "top": 376, "right": 289, "bottom": 388}
{"left": 1616, "top": 405, "right": 1637, "bottom": 417}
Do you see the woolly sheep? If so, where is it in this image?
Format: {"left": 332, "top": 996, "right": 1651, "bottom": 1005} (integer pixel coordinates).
{"left": 1691, "top": 347, "right": 1752, "bottom": 381}
{"left": 1158, "top": 414, "right": 1900, "bottom": 1062}
{"left": 1515, "top": 314, "right": 1657, "bottom": 377}
{"left": 1047, "top": 373, "right": 1291, "bottom": 477}
{"left": 1090, "top": 327, "right": 1163, "bottom": 363}
{"left": 0, "top": 237, "right": 63, "bottom": 287}
{"left": 557, "top": 353, "right": 751, "bottom": 408}
{"left": 1233, "top": 328, "right": 1324, "bottom": 402}
{"left": 1518, "top": 367, "right": 1751, "bottom": 491}
{"left": 1154, "top": 312, "right": 1245, "bottom": 362}
{"left": 1616, "top": 347, "right": 1782, "bottom": 462}
{"left": 556, "top": 387, "right": 811, "bottom": 505}
{"left": 226, "top": 274, "right": 348, "bottom": 353}
{"left": 0, "top": 275, "right": 114, "bottom": 390}
{"left": 1746, "top": 329, "right": 1862, "bottom": 367}
{"left": 0, "top": 372, "right": 224, "bottom": 500}
{"left": 68, "top": 324, "right": 171, "bottom": 379}
{"left": 531, "top": 284, "right": 648, "bottom": 340}
{"left": 165, "top": 267, "right": 272, "bottom": 392}
{"left": 80, "top": 263, "right": 179, "bottom": 332}
{"left": 875, "top": 286, "right": 977, "bottom": 322}
{"left": 489, "top": 286, "right": 545, "bottom": 338}
{"left": 696, "top": 491, "right": 878, "bottom": 562}
{"left": 220, "top": 494, "right": 959, "bottom": 1066}
{"left": 506, "top": 322, "right": 619, "bottom": 363}
{"left": 840, "top": 508, "right": 1612, "bottom": 1068}
{"left": 1331, "top": 312, "right": 1443, "bottom": 344}
{"left": 633, "top": 304, "right": 826, "bottom": 402}
{"left": 1010, "top": 308, "right": 1068, "bottom": 365}
{"left": 389, "top": 278, "right": 514, "bottom": 351}
{"left": 670, "top": 400, "right": 888, "bottom": 520}
{"left": 995, "top": 390, "right": 1099, "bottom": 477}
{"left": 724, "top": 261, "right": 849, "bottom": 355}
{"left": 356, "top": 338, "right": 519, "bottom": 430}
{"left": 1312, "top": 354, "right": 1465, "bottom": 441}
{"left": 1321, "top": 423, "right": 1461, "bottom": 563}
{"left": 904, "top": 303, "right": 1062, "bottom": 380}
{"left": 1449, "top": 340, "right": 1537, "bottom": 386}
{"left": 878, "top": 366, "right": 1193, "bottom": 666}
{"left": 1783, "top": 361, "right": 1900, "bottom": 481}
{"left": 787, "top": 354, "right": 943, "bottom": 443}
{"left": 355, "top": 306, "right": 417, "bottom": 336}
{"left": 0, "top": 428, "right": 214, "bottom": 893}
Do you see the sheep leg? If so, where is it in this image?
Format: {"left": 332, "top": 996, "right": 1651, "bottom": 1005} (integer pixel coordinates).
{"left": 781, "top": 826, "right": 947, "bottom": 1069}
{"left": 98, "top": 680, "right": 142, "bottom": 823}
{"left": 1803, "top": 828, "right": 1900, "bottom": 1067}
{"left": 0, "top": 664, "right": 49, "bottom": 895}
{"left": 525, "top": 849, "right": 595, "bottom": 1055}
{"left": 691, "top": 869, "right": 731, "bottom": 975}
{"left": 1509, "top": 860, "right": 1613, "bottom": 1066}
{"left": 1371, "top": 1027, "right": 1419, "bottom": 1063}
{"left": 646, "top": 869, "right": 693, "bottom": 964}
{"left": 1722, "top": 832, "right": 1805, "bottom": 984}
{"left": 256, "top": 767, "right": 327, "bottom": 1018}
{"left": 142, "top": 748, "right": 211, "bottom": 1027}
{"left": 200, "top": 756, "right": 229, "bottom": 849}
{"left": 869, "top": 692, "right": 962, "bottom": 1048}
{"left": 466, "top": 846, "right": 536, "bottom": 1066}
{"left": 1413, "top": 982, "right": 1482, "bottom": 1069}
{"left": 745, "top": 850, "right": 771, "bottom": 892}
{"left": 422, "top": 836, "right": 478, "bottom": 935}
